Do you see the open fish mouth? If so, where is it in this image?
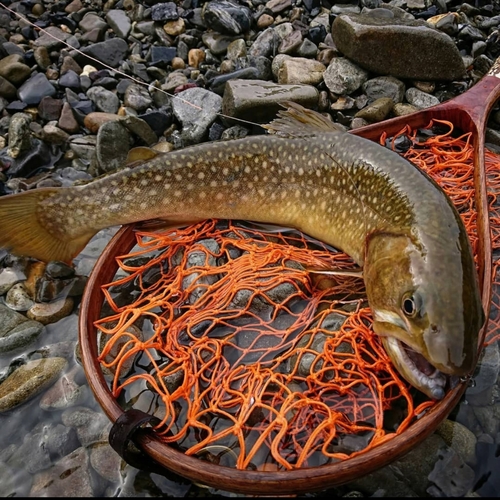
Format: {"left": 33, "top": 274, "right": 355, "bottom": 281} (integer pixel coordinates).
{"left": 382, "top": 337, "right": 448, "bottom": 400}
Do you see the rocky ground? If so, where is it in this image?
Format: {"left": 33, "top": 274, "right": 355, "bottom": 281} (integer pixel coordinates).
{"left": 0, "top": 0, "right": 499, "bottom": 497}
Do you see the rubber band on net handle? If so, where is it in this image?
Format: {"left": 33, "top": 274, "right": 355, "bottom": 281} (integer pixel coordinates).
{"left": 108, "top": 408, "right": 166, "bottom": 473}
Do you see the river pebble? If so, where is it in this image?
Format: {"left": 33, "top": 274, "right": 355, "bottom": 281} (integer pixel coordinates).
{"left": 0, "top": 357, "right": 67, "bottom": 412}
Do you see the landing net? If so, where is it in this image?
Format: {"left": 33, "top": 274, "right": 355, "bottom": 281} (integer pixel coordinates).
{"left": 95, "top": 122, "right": 500, "bottom": 470}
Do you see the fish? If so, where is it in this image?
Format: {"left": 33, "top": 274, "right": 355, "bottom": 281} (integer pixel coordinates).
{"left": 0, "top": 102, "right": 484, "bottom": 400}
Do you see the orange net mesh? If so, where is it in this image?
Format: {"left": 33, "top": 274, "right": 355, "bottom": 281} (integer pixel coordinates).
{"left": 95, "top": 121, "right": 500, "bottom": 471}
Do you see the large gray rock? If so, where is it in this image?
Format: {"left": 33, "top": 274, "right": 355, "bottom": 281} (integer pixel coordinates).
{"left": 332, "top": 13, "right": 466, "bottom": 81}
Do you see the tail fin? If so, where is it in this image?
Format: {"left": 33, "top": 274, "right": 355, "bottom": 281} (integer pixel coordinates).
{"left": 0, "top": 188, "right": 94, "bottom": 263}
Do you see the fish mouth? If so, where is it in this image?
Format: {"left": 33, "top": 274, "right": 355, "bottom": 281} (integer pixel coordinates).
{"left": 381, "top": 337, "right": 449, "bottom": 400}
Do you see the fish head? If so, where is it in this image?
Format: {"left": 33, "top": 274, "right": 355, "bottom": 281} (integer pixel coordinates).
{"left": 364, "top": 232, "right": 484, "bottom": 400}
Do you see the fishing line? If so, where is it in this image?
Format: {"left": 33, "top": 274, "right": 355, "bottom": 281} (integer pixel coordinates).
{"left": 0, "top": 1, "right": 263, "bottom": 129}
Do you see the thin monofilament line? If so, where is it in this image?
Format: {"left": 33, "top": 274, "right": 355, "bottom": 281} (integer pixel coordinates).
{"left": 0, "top": 1, "right": 262, "bottom": 129}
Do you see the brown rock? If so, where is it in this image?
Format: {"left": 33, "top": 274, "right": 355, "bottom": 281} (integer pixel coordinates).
{"left": 257, "top": 13, "right": 274, "bottom": 29}
{"left": 188, "top": 48, "right": 205, "bottom": 69}
{"left": 58, "top": 102, "right": 80, "bottom": 134}
{"left": 60, "top": 56, "right": 83, "bottom": 76}
{"left": 65, "top": 0, "right": 83, "bottom": 13}
{"left": 83, "top": 111, "right": 121, "bottom": 134}
{"left": 171, "top": 57, "right": 185, "bottom": 70}
{"left": 354, "top": 97, "right": 394, "bottom": 123}
{"left": 163, "top": 18, "right": 185, "bottom": 36}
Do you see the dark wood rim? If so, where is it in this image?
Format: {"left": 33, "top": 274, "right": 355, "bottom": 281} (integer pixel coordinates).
{"left": 78, "top": 73, "right": 500, "bottom": 495}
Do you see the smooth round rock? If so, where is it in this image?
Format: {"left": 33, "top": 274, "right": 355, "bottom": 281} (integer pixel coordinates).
{"left": 0, "top": 358, "right": 67, "bottom": 412}
{"left": 27, "top": 297, "right": 74, "bottom": 325}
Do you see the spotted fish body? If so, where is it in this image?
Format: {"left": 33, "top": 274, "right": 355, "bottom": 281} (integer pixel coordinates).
{"left": 42, "top": 133, "right": 414, "bottom": 264}
{"left": 0, "top": 103, "right": 484, "bottom": 399}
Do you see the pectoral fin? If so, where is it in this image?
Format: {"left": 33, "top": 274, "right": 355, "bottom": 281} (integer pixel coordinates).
{"left": 305, "top": 266, "right": 364, "bottom": 278}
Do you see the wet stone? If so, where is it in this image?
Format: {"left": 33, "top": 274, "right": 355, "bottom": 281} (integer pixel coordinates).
{"left": 83, "top": 111, "right": 121, "bottom": 133}
{"left": 427, "top": 447, "right": 475, "bottom": 496}
{"left": 0, "top": 462, "right": 31, "bottom": 497}
{"left": 436, "top": 419, "right": 477, "bottom": 467}
{"left": 62, "top": 406, "right": 112, "bottom": 447}
{"left": 98, "top": 323, "right": 144, "bottom": 378}
{"left": 39, "top": 365, "right": 88, "bottom": 411}
{"left": 137, "top": 110, "right": 172, "bottom": 137}
{"left": 89, "top": 441, "right": 124, "bottom": 483}
{"left": 468, "top": 342, "right": 500, "bottom": 397}
{"left": 5, "top": 282, "right": 35, "bottom": 311}
{"left": 0, "top": 317, "right": 44, "bottom": 353}
{"left": 0, "top": 267, "right": 26, "bottom": 295}
{"left": 0, "top": 357, "right": 67, "bottom": 412}
{"left": 150, "top": 46, "right": 177, "bottom": 66}
{"left": 79, "top": 12, "right": 109, "bottom": 33}
{"left": 30, "top": 447, "right": 97, "bottom": 497}
{"left": 27, "top": 297, "right": 74, "bottom": 325}
{"left": 182, "top": 238, "right": 221, "bottom": 304}
{"left": 45, "top": 261, "right": 75, "bottom": 279}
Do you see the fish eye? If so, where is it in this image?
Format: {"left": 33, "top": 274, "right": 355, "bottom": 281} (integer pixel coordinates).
{"left": 402, "top": 292, "right": 422, "bottom": 318}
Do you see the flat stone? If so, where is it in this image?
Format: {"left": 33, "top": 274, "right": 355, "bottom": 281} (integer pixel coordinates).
{"left": 83, "top": 111, "right": 121, "bottom": 133}
{"left": 276, "top": 57, "right": 326, "bottom": 85}
{"left": 30, "top": 447, "right": 96, "bottom": 496}
{"left": 405, "top": 87, "right": 440, "bottom": 109}
{"left": 332, "top": 13, "right": 466, "bottom": 80}
{"left": 17, "top": 72, "right": 56, "bottom": 105}
{"left": 355, "top": 97, "right": 394, "bottom": 122}
{"left": 106, "top": 9, "right": 132, "bottom": 39}
{"left": 33, "top": 26, "right": 71, "bottom": 50}
{"left": 222, "top": 79, "right": 319, "bottom": 123}
{"left": 0, "top": 358, "right": 67, "bottom": 412}
{"left": 74, "top": 38, "right": 128, "bottom": 69}
{"left": 27, "top": 297, "right": 74, "bottom": 325}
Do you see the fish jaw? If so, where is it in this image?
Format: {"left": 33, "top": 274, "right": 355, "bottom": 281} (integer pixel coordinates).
{"left": 364, "top": 231, "right": 483, "bottom": 399}
{"left": 379, "top": 335, "right": 447, "bottom": 400}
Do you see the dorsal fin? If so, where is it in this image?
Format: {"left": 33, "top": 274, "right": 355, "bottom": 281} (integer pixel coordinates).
{"left": 263, "top": 101, "right": 344, "bottom": 138}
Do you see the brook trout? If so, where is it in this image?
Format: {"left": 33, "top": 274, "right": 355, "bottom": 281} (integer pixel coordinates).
{"left": 0, "top": 103, "right": 484, "bottom": 399}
